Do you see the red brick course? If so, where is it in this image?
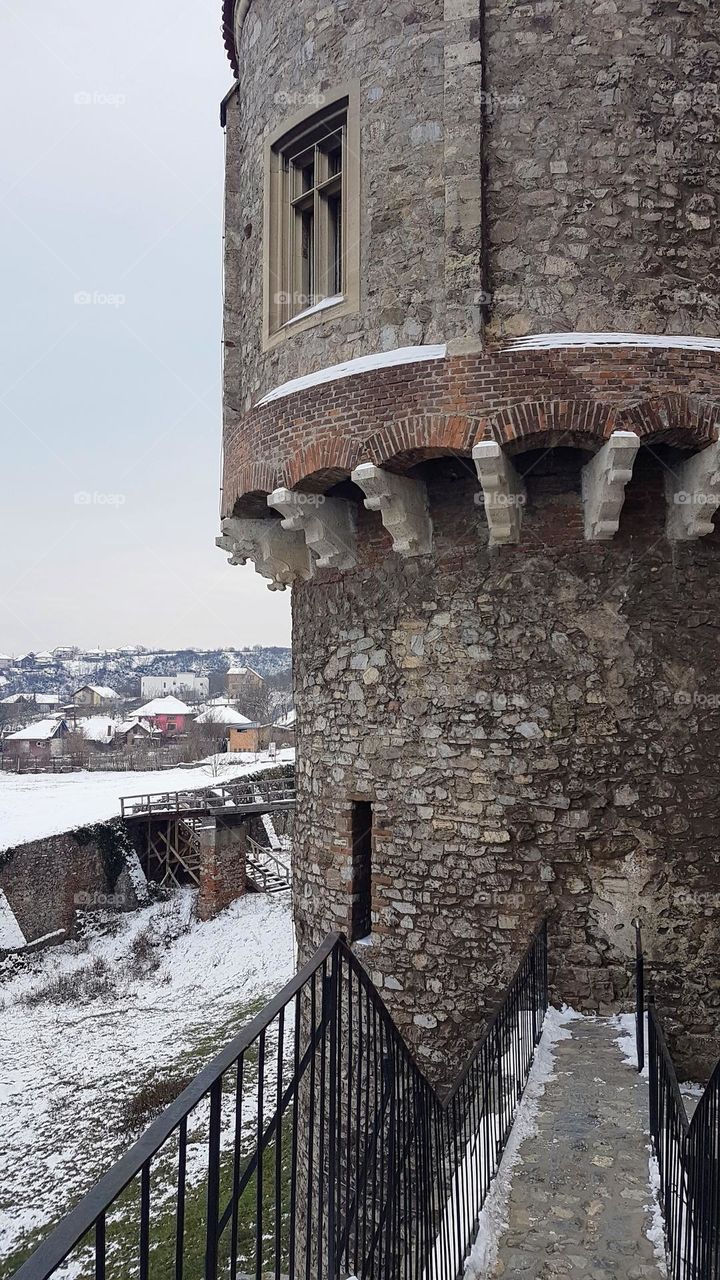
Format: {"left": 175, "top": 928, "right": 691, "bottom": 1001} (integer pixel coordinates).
{"left": 222, "top": 345, "right": 720, "bottom": 517}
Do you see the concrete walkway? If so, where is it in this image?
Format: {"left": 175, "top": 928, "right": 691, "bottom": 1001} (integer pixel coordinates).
{"left": 491, "top": 1018, "right": 663, "bottom": 1279}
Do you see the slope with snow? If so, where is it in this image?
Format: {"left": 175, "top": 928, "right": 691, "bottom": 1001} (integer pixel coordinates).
{"left": 0, "top": 750, "right": 294, "bottom": 851}
{"left": 0, "top": 891, "right": 295, "bottom": 1265}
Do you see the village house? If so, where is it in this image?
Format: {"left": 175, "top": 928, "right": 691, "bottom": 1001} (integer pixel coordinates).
{"left": 226, "top": 665, "right": 264, "bottom": 699}
{"left": 140, "top": 674, "right": 209, "bottom": 700}
{"left": 72, "top": 684, "right": 120, "bottom": 709}
{"left": 134, "top": 695, "right": 194, "bottom": 736}
{"left": 4, "top": 719, "right": 69, "bottom": 765}
{"left": 113, "top": 718, "right": 158, "bottom": 748}
{"left": 227, "top": 717, "right": 295, "bottom": 754}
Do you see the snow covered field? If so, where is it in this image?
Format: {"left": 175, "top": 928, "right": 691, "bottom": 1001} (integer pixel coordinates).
{"left": 0, "top": 890, "right": 295, "bottom": 1273}
{"left": 0, "top": 749, "right": 294, "bottom": 850}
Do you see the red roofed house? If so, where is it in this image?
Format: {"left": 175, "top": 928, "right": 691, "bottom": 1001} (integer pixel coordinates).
{"left": 134, "top": 696, "right": 194, "bottom": 736}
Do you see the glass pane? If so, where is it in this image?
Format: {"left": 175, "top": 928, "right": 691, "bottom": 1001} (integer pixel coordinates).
{"left": 328, "top": 194, "right": 342, "bottom": 296}
{"left": 326, "top": 144, "right": 342, "bottom": 178}
{"left": 301, "top": 208, "right": 314, "bottom": 308}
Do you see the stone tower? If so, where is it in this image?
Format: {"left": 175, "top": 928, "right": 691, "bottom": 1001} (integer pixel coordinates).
{"left": 219, "top": 0, "right": 720, "bottom": 1081}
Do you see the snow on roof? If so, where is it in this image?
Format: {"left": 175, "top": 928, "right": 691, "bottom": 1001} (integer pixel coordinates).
{"left": 135, "top": 695, "right": 193, "bottom": 717}
{"left": 1, "top": 694, "right": 31, "bottom": 704}
{"left": 85, "top": 685, "right": 119, "bottom": 699}
{"left": 6, "top": 719, "right": 66, "bottom": 741}
{"left": 77, "top": 717, "right": 120, "bottom": 743}
{"left": 505, "top": 331, "right": 720, "bottom": 354}
{"left": 275, "top": 708, "right": 296, "bottom": 728}
{"left": 196, "top": 706, "right": 252, "bottom": 727}
{"left": 227, "top": 665, "right": 264, "bottom": 679}
{"left": 256, "top": 344, "right": 447, "bottom": 407}
{"left": 35, "top": 694, "right": 60, "bottom": 705}
{"left": 117, "top": 718, "right": 156, "bottom": 735}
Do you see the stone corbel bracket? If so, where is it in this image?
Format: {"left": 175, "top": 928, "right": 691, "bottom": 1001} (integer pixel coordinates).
{"left": 471, "top": 441, "right": 526, "bottom": 545}
{"left": 581, "top": 430, "right": 640, "bottom": 541}
{"left": 666, "top": 441, "right": 720, "bottom": 541}
{"left": 216, "top": 516, "right": 313, "bottom": 591}
{"left": 351, "top": 462, "right": 433, "bottom": 556}
{"left": 267, "top": 488, "right": 357, "bottom": 570}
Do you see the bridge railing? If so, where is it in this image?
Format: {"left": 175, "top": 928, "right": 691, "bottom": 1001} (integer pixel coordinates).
{"left": 636, "top": 925, "right": 720, "bottom": 1279}
{"left": 11, "top": 922, "right": 547, "bottom": 1280}
{"left": 120, "top": 776, "right": 296, "bottom": 819}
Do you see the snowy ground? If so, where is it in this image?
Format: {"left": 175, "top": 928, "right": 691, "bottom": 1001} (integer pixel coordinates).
{"left": 0, "top": 749, "right": 294, "bottom": 850}
{"left": 0, "top": 889, "right": 295, "bottom": 1273}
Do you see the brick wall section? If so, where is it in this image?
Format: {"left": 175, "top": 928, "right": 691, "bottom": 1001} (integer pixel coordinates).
{"left": 197, "top": 820, "right": 248, "bottom": 921}
{"left": 222, "top": 346, "right": 720, "bottom": 515}
{"left": 292, "top": 457, "right": 720, "bottom": 1085}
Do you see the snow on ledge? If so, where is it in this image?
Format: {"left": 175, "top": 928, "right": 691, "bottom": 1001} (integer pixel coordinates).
{"left": 506, "top": 331, "right": 720, "bottom": 354}
{"left": 256, "top": 344, "right": 447, "bottom": 407}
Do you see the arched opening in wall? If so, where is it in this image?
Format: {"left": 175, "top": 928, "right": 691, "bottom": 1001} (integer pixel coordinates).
{"left": 231, "top": 489, "right": 280, "bottom": 519}
{"left": 512, "top": 445, "right": 594, "bottom": 504}
{"left": 618, "top": 443, "right": 694, "bottom": 538}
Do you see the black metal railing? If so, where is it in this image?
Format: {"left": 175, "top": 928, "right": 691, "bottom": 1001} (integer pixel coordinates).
{"left": 12, "top": 921, "right": 548, "bottom": 1280}
{"left": 636, "top": 926, "right": 720, "bottom": 1279}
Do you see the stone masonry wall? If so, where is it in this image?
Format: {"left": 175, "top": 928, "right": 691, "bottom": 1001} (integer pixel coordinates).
{"left": 223, "top": 0, "right": 720, "bottom": 421}
{"left": 0, "top": 821, "right": 140, "bottom": 945}
{"left": 292, "top": 455, "right": 720, "bottom": 1084}
{"left": 485, "top": 0, "right": 720, "bottom": 338}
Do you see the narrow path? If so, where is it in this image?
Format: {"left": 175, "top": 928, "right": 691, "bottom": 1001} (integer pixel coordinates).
{"left": 491, "top": 1018, "right": 663, "bottom": 1278}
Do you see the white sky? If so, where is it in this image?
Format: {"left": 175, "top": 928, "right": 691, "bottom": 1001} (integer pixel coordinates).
{"left": 0, "top": 0, "right": 292, "bottom": 654}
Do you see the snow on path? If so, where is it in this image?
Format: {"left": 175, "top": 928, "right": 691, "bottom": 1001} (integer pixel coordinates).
{"left": 464, "top": 1006, "right": 582, "bottom": 1279}
{"left": 0, "top": 890, "right": 295, "bottom": 1258}
{"left": 0, "top": 749, "right": 294, "bottom": 850}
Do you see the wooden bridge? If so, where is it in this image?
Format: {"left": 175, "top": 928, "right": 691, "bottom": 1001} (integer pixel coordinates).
{"left": 119, "top": 775, "right": 296, "bottom": 821}
{"left": 119, "top": 773, "right": 295, "bottom": 899}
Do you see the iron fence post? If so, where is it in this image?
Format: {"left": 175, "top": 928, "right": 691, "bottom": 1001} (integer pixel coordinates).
{"left": 634, "top": 918, "right": 645, "bottom": 1074}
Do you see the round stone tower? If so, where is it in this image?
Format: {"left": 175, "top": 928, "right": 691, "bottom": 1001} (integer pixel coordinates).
{"left": 219, "top": 0, "right": 720, "bottom": 1082}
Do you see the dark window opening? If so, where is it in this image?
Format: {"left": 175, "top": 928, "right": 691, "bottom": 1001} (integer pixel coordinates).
{"left": 350, "top": 800, "right": 372, "bottom": 942}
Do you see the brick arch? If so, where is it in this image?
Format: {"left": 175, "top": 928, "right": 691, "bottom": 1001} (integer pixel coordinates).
{"left": 485, "top": 400, "right": 619, "bottom": 452}
{"left": 362, "top": 414, "right": 479, "bottom": 469}
{"left": 614, "top": 393, "right": 720, "bottom": 447}
{"left": 283, "top": 436, "right": 362, "bottom": 491}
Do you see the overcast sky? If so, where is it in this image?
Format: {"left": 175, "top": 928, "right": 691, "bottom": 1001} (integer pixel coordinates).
{"left": 0, "top": 0, "right": 292, "bottom": 655}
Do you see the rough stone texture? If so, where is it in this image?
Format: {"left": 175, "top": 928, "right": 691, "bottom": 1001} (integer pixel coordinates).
{"left": 0, "top": 822, "right": 140, "bottom": 943}
{"left": 197, "top": 819, "right": 248, "bottom": 921}
{"left": 485, "top": 0, "right": 720, "bottom": 340}
{"left": 222, "top": 0, "right": 720, "bottom": 420}
{"left": 224, "top": 0, "right": 449, "bottom": 417}
{"left": 292, "top": 454, "right": 720, "bottom": 1085}
{"left": 221, "top": 0, "right": 720, "bottom": 1088}
{"left": 491, "top": 1018, "right": 662, "bottom": 1279}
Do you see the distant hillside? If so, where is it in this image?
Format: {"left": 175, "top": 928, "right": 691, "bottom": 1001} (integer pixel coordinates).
{"left": 0, "top": 646, "right": 292, "bottom": 700}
